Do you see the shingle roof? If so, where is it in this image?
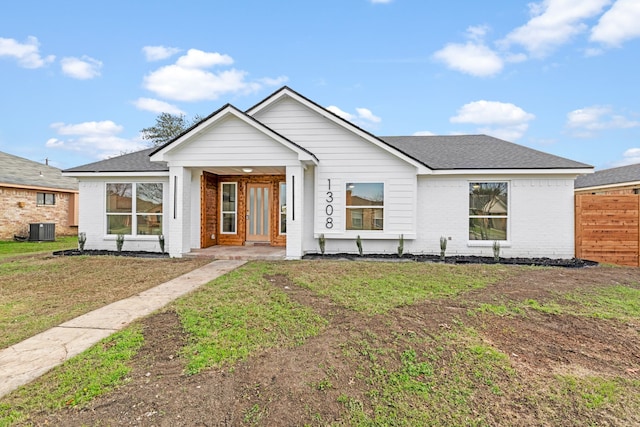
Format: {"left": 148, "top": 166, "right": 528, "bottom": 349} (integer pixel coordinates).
{"left": 0, "top": 151, "right": 78, "bottom": 191}
{"left": 380, "top": 135, "right": 592, "bottom": 170}
{"left": 63, "top": 148, "right": 168, "bottom": 173}
{"left": 574, "top": 162, "right": 640, "bottom": 189}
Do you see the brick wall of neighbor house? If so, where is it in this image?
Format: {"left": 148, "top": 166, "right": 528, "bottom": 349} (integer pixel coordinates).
{"left": 0, "top": 186, "right": 77, "bottom": 240}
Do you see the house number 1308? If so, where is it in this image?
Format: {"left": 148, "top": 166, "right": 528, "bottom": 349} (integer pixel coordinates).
{"left": 325, "top": 179, "right": 334, "bottom": 229}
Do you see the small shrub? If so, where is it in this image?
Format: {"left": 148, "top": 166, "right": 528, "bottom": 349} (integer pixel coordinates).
{"left": 356, "top": 235, "right": 363, "bottom": 256}
{"left": 78, "top": 232, "right": 86, "bottom": 252}
{"left": 158, "top": 234, "right": 165, "bottom": 254}
{"left": 319, "top": 233, "right": 326, "bottom": 255}
{"left": 440, "top": 236, "right": 447, "bottom": 261}
{"left": 116, "top": 234, "right": 125, "bottom": 252}
{"left": 397, "top": 234, "right": 404, "bottom": 258}
{"left": 493, "top": 240, "right": 500, "bottom": 261}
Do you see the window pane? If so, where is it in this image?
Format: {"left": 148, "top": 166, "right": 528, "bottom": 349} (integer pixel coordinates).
{"left": 469, "top": 217, "right": 507, "bottom": 240}
{"left": 136, "top": 183, "right": 163, "bottom": 213}
{"left": 222, "top": 213, "right": 236, "bottom": 233}
{"left": 279, "top": 182, "right": 286, "bottom": 234}
{"left": 45, "top": 193, "right": 55, "bottom": 205}
{"left": 107, "top": 184, "right": 132, "bottom": 213}
{"left": 346, "top": 183, "right": 383, "bottom": 206}
{"left": 469, "top": 182, "right": 508, "bottom": 216}
{"left": 37, "top": 193, "right": 44, "bottom": 204}
{"left": 222, "top": 183, "right": 236, "bottom": 212}
{"left": 107, "top": 215, "right": 132, "bottom": 234}
{"left": 346, "top": 208, "right": 383, "bottom": 230}
{"left": 137, "top": 214, "right": 163, "bottom": 235}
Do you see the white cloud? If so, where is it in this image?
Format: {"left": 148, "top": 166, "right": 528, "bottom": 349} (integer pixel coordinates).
{"left": 143, "top": 49, "right": 285, "bottom": 102}
{"left": 433, "top": 42, "right": 503, "bottom": 77}
{"left": 355, "top": 108, "right": 381, "bottom": 123}
{"left": 590, "top": 0, "right": 640, "bottom": 47}
{"left": 132, "top": 98, "right": 185, "bottom": 115}
{"left": 47, "top": 120, "right": 146, "bottom": 159}
{"left": 327, "top": 106, "right": 354, "bottom": 121}
{"left": 60, "top": 56, "right": 102, "bottom": 79}
{"left": 566, "top": 105, "right": 640, "bottom": 137}
{"left": 433, "top": 26, "right": 503, "bottom": 77}
{"left": 614, "top": 148, "right": 640, "bottom": 166}
{"left": 142, "top": 45, "right": 181, "bottom": 61}
{"left": 500, "top": 0, "right": 612, "bottom": 58}
{"left": 327, "top": 105, "right": 382, "bottom": 127}
{"left": 0, "top": 36, "right": 54, "bottom": 68}
{"left": 450, "top": 100, "right": 535, "bottom": 140}
{"left": 412, "top": 131, "right": 436, "bottom": 136}
{"left": 175, "top": 49, "right": 233, "bottom": 68}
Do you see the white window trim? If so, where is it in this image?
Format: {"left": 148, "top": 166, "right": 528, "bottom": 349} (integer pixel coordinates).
{"left": 345, "top": 181, "right": 385, "bottom": 232}
{"left": 220, "top": 182, "right": 238, "bottom": 234}
{"left": 467, "top": 180, "right": 510, "bottom": 245}
{"left": 105, "top": 182, "right": 164, "bottom": 237}
{"left": 279, "top": 181, "right": 286, "bottom": 235}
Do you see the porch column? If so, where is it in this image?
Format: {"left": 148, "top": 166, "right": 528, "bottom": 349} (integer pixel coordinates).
{"left": 285, "top": 164, "right": 304, "bottom": 259}
{"left": 168, "top": 166, "right": 191, "bottom": 257}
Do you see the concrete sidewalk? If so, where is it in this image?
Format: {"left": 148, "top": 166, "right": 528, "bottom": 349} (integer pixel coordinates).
{"left": 0, "top": 259, "right": 246, "bottom": 399}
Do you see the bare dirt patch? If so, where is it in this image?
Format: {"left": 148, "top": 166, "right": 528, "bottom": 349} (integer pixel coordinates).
{"left": 25, "top": 265, "right": 640, "bottom": 426}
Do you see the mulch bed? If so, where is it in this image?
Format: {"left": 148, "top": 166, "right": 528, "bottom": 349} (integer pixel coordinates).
{"left": 52, "top": 249, "right": 169, "bottom": 258}
{"left": 302, "top": 253, "right": 598, "bottom": 268}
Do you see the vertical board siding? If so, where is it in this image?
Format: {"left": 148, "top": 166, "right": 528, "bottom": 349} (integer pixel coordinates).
{"left": 575, "top": 194, "right": 640, "bottom": 266}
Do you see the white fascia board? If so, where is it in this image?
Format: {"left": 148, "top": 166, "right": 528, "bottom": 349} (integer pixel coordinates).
{"left": 575, "top": 180, "right": 640, "bottom": 192}
{"left": 425, "top": 168, "right": 594, "bottom": 176}
{"left": 248, "top": 88, "right": 424, "bottom": 171}
{"left": 62, "top": 171, "right": 169, "bottom": 178}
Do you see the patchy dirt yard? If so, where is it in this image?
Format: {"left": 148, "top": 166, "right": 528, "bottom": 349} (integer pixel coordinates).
{"left": 24, "top": 265, "right": 640, "bottom": 426}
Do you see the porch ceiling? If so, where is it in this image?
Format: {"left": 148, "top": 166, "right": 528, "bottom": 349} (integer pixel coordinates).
{"left": 202, "top": 166, "right": 286, "bottom": 175}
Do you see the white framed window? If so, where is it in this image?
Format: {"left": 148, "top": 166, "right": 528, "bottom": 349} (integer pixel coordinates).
{"left": 279, "top": 182, "right": 286, "bottom": 235}
{"left": 345, "top": 182, "right": 384, "bottom": 231}
{"left": 106, "top": 183, "right": 163, "bottom": 235}
{"left": 469, "top": 182, "right": 508, "bottom": 241}
{"left": 221, "top": 182, "right": 237, "bottom": 234}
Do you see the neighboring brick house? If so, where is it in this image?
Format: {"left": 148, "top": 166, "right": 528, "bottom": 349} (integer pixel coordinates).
{"left": 575, "top": 163, "right": 640, "bottom": 195}
{"left": 0, "top": 151, "right": 79, "bottom": 240}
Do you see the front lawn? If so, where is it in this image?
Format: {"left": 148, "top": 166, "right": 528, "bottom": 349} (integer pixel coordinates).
{"left": 0, "top": 236, "right": 77, "bottom": 259}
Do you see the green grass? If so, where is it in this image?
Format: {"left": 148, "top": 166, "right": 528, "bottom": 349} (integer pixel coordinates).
{"left": 276, "top": 261, "right": 512, "bottom": 314}
{"left": 337, "top": 325, "right": 515, "bottom": 426}
{"left": 0, "top": 327, "right": 143, "bottom": 426}
{"left": 175, "top": 262, "right": 328, "bottom": 374}
{"left": 0, "top": 236, "right": 77, "bottom": 259}
{"left": 2, "top": 260, "right": 639, "bottom": 425}
{"left": 473, "top": 284, "right": 640, "bottom": 322}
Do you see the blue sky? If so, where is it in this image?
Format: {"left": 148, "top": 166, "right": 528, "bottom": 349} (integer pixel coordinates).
{"left": 1, "top": 0, "right": 639, "bottom": 171}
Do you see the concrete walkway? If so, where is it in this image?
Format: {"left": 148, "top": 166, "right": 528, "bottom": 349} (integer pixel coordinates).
{"left": 0, "top": 259, "right": 246, "bottom": 399}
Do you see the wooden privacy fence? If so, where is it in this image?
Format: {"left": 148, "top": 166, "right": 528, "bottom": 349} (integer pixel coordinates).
{"left": 575, "top": 194, "right": 640, "bottom": 266}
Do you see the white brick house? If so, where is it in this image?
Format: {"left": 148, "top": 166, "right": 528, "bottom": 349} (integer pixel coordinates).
{"left": 64, "top": 87, "right": 592, "bottom": 259}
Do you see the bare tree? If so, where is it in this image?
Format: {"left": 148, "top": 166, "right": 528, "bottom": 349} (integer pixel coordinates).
{"left": 140, "top": 112, "right": 202, "bottom": 147}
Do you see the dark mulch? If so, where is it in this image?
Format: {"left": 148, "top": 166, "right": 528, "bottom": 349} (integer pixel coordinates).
{"left": 52, "top": 249, "right": 169, "bottom": 258}
{"left": 302, "top": 253, "right": 598, "bottom": 268}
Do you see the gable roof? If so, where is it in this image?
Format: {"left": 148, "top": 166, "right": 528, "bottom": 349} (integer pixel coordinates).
{"left": 64, "top": 148, "right": 168, "bottom": 173}
{"left": 0, "top": 151, "right": 78, "bottom": 191}
{"left": 149, "top": 103, "right": 318, "bottom": 163}
{"left": 247, "top": 86, "right": 429, "bottom": 172}
{"left": 574, "top": 162, "right": 640, "bottom": 189}
{"left": 381, "top": 135, "right": 592, "bottom": 170}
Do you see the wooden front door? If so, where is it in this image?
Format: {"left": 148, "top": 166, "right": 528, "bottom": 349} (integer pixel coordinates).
{"left": 246, "top": 183, "right": 270, "bottom": 242}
